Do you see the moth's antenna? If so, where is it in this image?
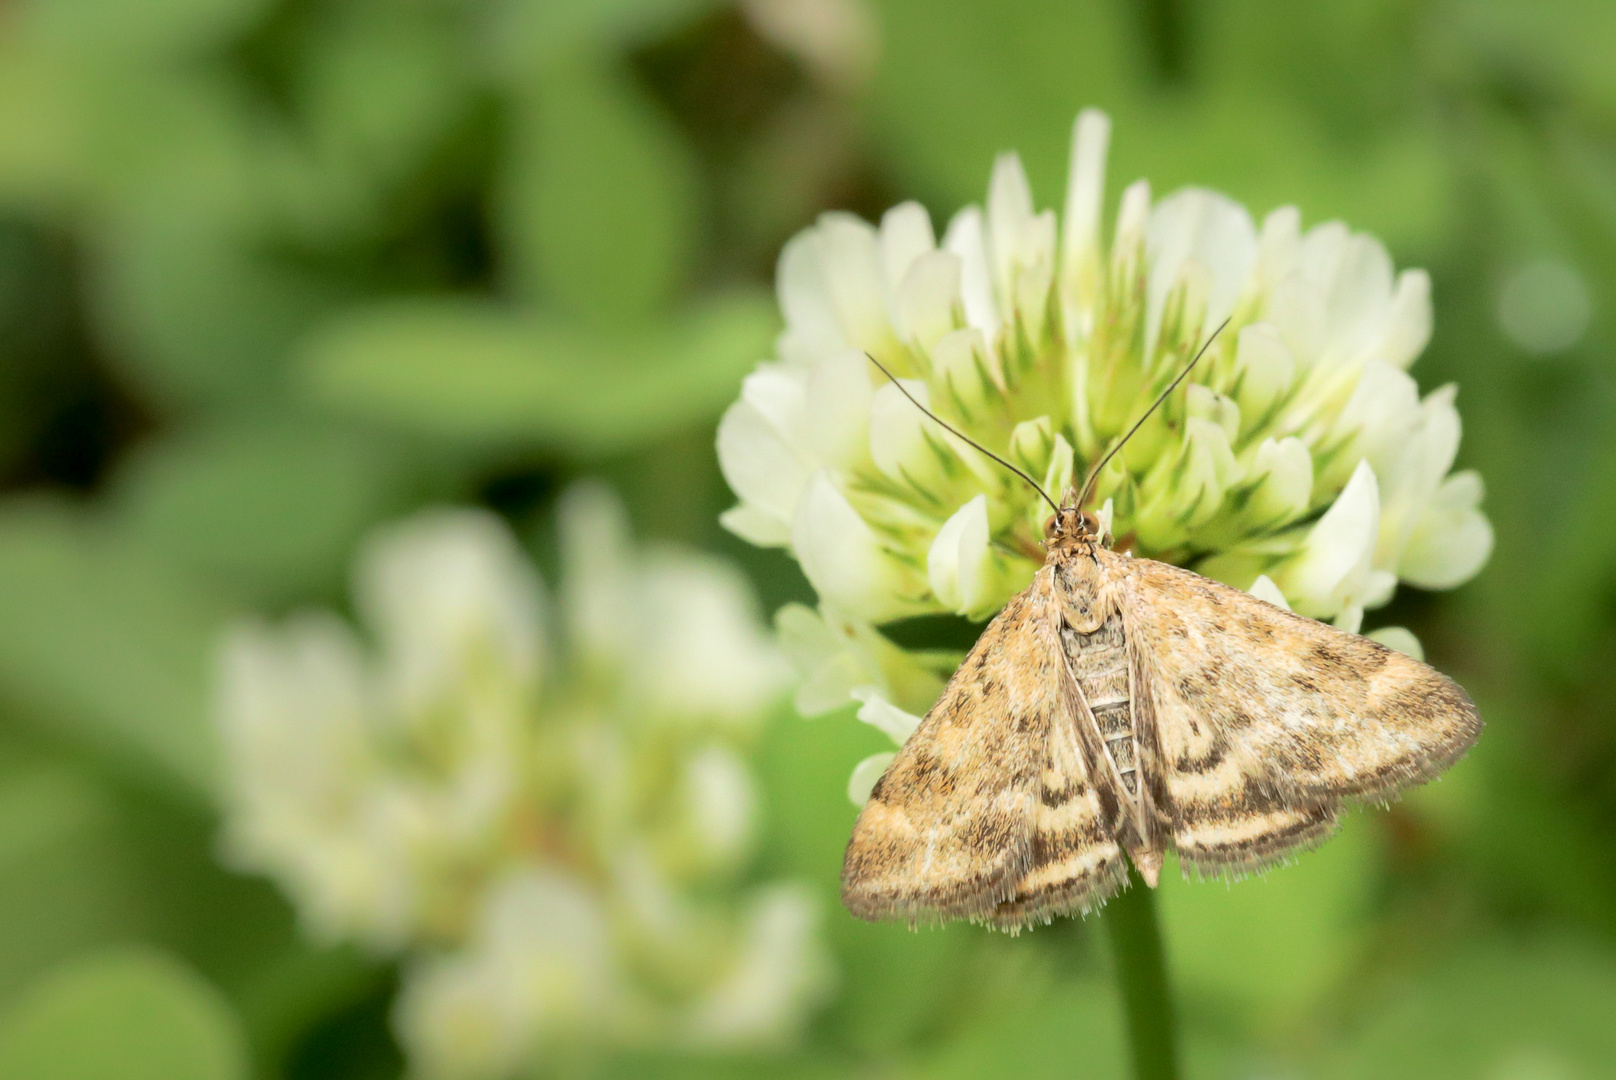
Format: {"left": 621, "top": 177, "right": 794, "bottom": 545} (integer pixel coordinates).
{"left": 863, "top": 354, "right": 1061, "bottom": 517}
{"left": 1075, "top": 317, "right": 1232, "bottom": 511}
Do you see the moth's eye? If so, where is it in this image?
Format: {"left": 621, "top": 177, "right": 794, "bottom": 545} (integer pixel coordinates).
{"left": 1043, "top": 514, "right": 1059, "bottom": 536}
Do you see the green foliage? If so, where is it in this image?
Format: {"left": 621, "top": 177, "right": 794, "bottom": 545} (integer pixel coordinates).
{"left": 500, "top": 53, "right": 702, "bottom": 321}
{"left": 302, "top": 292, "right": 777, "bottom": 454}
{"left": 0, "top": 502, "right": 223, "bottom": 800}
{"left": 1158, "top": 816, "right": 1378, "bottom": 1027}
{"left": 1328, "top": 941, "right": 1616, "bottom": 1079}
{"left": 0, "top": 0, "right": 1611, "bottom": 1077}
{"left": 108, "top": 415, "right": 413, "bottom": 601}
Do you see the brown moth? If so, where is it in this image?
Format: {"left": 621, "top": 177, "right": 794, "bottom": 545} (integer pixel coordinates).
{"left": 844, "top": 335, "right": 1482, "bottom": 931}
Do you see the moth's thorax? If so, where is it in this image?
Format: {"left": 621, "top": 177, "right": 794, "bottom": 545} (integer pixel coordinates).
{"left": 1047, "top": 538, "right": 1113, "bottom": 634}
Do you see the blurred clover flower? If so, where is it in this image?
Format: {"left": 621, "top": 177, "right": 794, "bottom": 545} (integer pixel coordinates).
{"left": 717, "top": 109, "right": 1492, "bottom": 798}
{"left": 216, "top": 484, "right": 830, "bottom": 1078}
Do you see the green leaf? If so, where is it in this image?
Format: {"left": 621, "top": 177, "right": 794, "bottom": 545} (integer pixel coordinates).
{"left": 92, "top": 204, "right": 345, "bottom": 411}
{"left": 108, "top": 415, "right": 411, "bottom": 602}
{"left": 497, "top": 54, "right": 700, "bottom": 322}
{"left": 0, "top": 947, "right": 249, "bottom": 1080}
{"left": 1156, "top": 812, "right": 1379, "bottom": 1026}
{"left": 300, "top": 291, "right": 777, "bottom": 454}
{"left": 295, "top": 1, "right": 474, "bottom": 213}
{"left": 0, "top": 499, "right": 225, "bottom": 800}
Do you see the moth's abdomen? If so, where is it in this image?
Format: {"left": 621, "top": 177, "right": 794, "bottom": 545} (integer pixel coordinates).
{"left": 1062, "top": 614, "right": 1139, "bottom": 796}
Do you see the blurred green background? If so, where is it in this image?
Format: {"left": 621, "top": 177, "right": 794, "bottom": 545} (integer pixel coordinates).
{"left": 0, "top": 0, "right": 1614, "bottom": 1077}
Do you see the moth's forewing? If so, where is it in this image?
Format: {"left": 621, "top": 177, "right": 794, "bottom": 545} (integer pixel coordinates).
{"left": 1112, "top": 550, "right": 1480, "bottom": 875}
{"left": 841, "top": 533, "right": 1481, "bottom": 925}
{"left": 840, "top": 568, "right": 1126, "bottom": 929}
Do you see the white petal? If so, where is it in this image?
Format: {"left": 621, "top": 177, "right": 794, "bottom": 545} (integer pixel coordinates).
{"left": 1378, "top": 269, "right": 1432, "bottom": 369}
{"left": 1303, "top": 224, "right": 1394, "bottom": 367}
{"left": 987, "top": 152, "right": 1036, "bottom": 280}
{"left": 776, "top": 228, "right": 846, "bottom": 363}
{"left": 716, "top": 367, "right": 814, "bottom": 532}
{"left": 1247, "top": 574, "right": 1292, "bottom": 611}
{"left": 943, "top": 206, "right": 1001, "bottom": 340}
{"left": 927, "top": 494, "right": 991, "bottom": 615}
{"left": 791, "top": 471, "right": 925, "bottom": 623}
{"left": 1135, "top": 417, "right": 1238, "bottom": 546}
{"left": 895, "top": 249, "right": 963, "bottom": 352}
{"left": 719, "top": 503, "right": 792, "bottom": 547}
{"left": 716, "top": 399, "right": 811, "bottom": 538}
{"left": 1185, "top": 383, "right": 1240, "bottom": 443}
{"left": 1417, "top": 384, "right": 1462, "bottom": 483}
{"left": 852, "top": 690, "right": 923, "bottom": 744}
{"left": 1399, "top": 471, "right": 1493, "bottom": 590}
{"left": 775, "top": 602, "right": 872, "bottom": 715}
{"left": 1332, "top": 359, "right": 1421, "bottom": 480}
{"left": 1374, "top": 383, "right": 1459, "bottom": 570}
{"left": 777, "top": 603, "right": 948, "bottom": 719}
{"left": 818, "top": 212, "right": 895, "bottom": 351}
{"left": 1095, "top": 497, "right": 1114, "bottom": 542}
{"left": 774, "top": 601, "right": 840, "bottom": 671}
{"left": 1245, "top": 436, "right": 1312, "bottom": 529}
{"left": 683, "top": 884, "right": 831, "bottom": 1048}
{"left": 356, "top": 508, "right": 545, "bottom": 716}
{"left": 216, "top": 614, "right": 377, "bottom": 886}
{"left": 739, "top": 362, "right": 812, "bottom": 444}
{"left": 558, "top": 481, "right": 636, "bottom": 670}
{"left": 879, "top": 201, "right": 936, "bottom": 295}
{"left": 682, "top": 744, "right": 758, "bottom": 868}
{"left": 396, "top": 869, "right": 621, "bottom": 1077}
{"left": 1232, "top": 321, "right": 1295, "bottom": 431}
{"left": 1113, "top": 179, "right": 1151, "bottom": 260}
{"left": 868, "top": 377, "right": 955, "bottom": 495}
{"left": 1147, "top": 187, "right": 1258, "bottom": 349}
{"left": 1061, "top": 108, "right": 1111, "bottom": 287}
{"left": 805, "top": 348, "right": 874, "bottom": 470}
{"left": 927, "top": 328, "right": 1004, "bottom": 442}
{"left": 1254, "top": 205, "right": 1302, "bottom": 292}
{"left": 636, "top": 549, "right": 793, "bottom": 725}
{"left": 985, "top": 151, "right": 1056, "bottom": 328}
{"left": 1274, "top": 459, "right": 1380, "bottom": 619}
{"left": 1366, "top": 625, "right": 1424, "bottom": 660}
{"left": 848, "top": 752, "right": 897, "bottom": 805}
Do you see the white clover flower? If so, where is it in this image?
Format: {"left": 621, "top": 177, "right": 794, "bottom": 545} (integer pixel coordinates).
{"left": 218, "top": 513, "right": 541, "bottom": 949}
{"left": 215, "top": 485, "right": 828, "bottom": 1077}
{"left": 395, "top": 869, "right": 629, "bottom": 1080}
{"left": 718, "top": 108, "right": 1492, "bottom": 793}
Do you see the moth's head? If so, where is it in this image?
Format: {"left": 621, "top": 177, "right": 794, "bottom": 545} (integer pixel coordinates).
{"left": 1043, "top": 507, "right": 1103, "bottom": 547}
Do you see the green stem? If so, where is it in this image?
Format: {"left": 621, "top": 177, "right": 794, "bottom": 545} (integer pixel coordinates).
{"left": 1104, "top": 870, "right": 1179, "bottom": 1080}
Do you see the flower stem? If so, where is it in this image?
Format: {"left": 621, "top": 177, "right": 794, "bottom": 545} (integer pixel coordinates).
{"left": 1104, "top": 870, "right": 1179, "bottom": 1080}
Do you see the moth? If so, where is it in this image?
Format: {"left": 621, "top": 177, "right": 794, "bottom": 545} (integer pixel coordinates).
{"left": 844, "top": 331, "right": 1481, "bottom": 931}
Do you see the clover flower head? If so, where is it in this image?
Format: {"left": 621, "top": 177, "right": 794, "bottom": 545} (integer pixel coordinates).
{"left": 216, "top": 484, "right": 828, "bottom": 1077}
{"left": 718, "top": 108, "right": 1493, "bottom": 790}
